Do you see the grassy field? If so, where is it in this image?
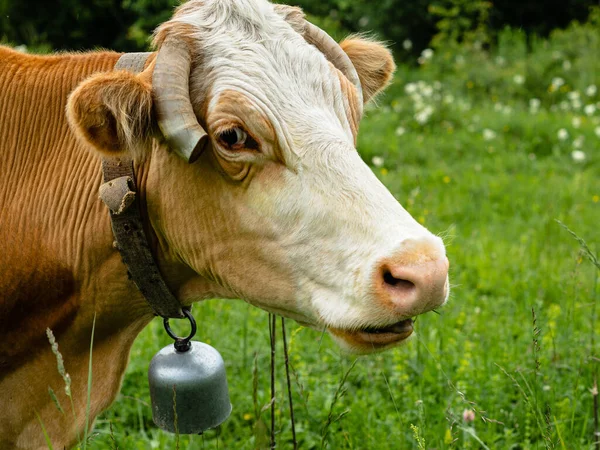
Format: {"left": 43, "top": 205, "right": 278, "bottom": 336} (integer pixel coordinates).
{"left": 83, "top": 20, "right": 600, "bottom": 450}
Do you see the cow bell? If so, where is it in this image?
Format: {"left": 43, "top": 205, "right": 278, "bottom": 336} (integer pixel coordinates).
{"left": 148, "top": 310, "right": 232, "bottom": 434}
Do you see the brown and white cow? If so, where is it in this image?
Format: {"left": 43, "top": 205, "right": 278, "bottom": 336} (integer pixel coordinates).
{"left": 0, "top": 0, "right": 449, "bottom": 447}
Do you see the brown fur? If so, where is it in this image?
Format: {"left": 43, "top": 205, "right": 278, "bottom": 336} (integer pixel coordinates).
{"left": 0, "top": 45, "right": 155, "bottom": 449}
{"left": 66, "top": 69, "right": 155, "bottom": 157}
{"left": 0, "top": 226, "right": 78, "bottom": 373}
{"left": 340, "top": 37, "right": 396, "bottom": 103}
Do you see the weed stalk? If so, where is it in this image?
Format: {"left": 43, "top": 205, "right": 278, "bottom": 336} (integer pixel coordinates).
{"left": 269, "top": 313, "right": 276, "bottom": 449}
{"left": 320, "top": 359, "right": 357, "bottom": 449}
{"left": 593, "top": 376, "right": 599, "bottom": 450}
{"left": 281, "top": 317, "right": 297, "bottom": 449}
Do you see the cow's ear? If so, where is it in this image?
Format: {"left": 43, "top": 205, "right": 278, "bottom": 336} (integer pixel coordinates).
{"left": 340, "top": 37, "right": 396, "bottom": 104}
{"left": 67, "top": 70, "right": 154, "bottom": 157}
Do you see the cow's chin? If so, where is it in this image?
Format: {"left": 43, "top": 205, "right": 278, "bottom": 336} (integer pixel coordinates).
{"left": 240, "top": 300, "right": 414, "bottom": 354}
{"left": 327, "top": 319, "right": 415, "bottom": 354}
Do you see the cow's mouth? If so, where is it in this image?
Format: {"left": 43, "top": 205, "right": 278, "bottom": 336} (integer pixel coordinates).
{"left": 357, "top": 319, "right": 414, "bottom": 345}
{"left": 329, "top": 319, "right": 414, "bottom": 351}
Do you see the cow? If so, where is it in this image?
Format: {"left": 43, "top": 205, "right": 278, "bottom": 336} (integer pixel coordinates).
{"left": 0, "top": 0, "right": 450, "bottom": 448}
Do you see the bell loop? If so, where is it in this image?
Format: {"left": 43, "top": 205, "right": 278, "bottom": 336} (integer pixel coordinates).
{"left": 163, "top": 308, "right": 197, "bottom": 352}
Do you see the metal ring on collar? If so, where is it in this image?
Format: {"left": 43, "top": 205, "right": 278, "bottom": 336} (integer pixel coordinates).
{"left": 163, "top": 308, "right": 197, "bottom": 352}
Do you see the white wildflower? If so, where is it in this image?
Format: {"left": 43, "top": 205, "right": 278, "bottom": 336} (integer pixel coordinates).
{"left": 559, "top": 101, "right": 570, "bottom": 111}
{"left": 421, "top": 85, "right": 433, "bottom": 97}
{"left": 418, "top": 48, "right": 433, "bottom": 64}
{"left": 557, "top": 128, "right": 569, "bottom": 141}
{"left": 586, "top": 85, "right": 597, "bottom": 97}
{"left": 494, "top": 102, "right": 503, "bottom": 112}
{"left": 584, "top": 104, "right": 596, "bottom": 116}
{"left": 571, "top": 150, "right": 586, "bottom": 162}
{"left": 358, "top": 16, "right": 369, "bottom": 27}
{"left": 402, "top": 39, "right": 413, "bottom": 50}
{"left": 455, "top": 55, "right": 465, "bottom": 65}
{"left": 495, "top": 56, "right": 506, "bottom": 66}
{"left": 573, "top": 135, "right": 584, "bottom": 149}
{"left": 503, "top": 105, "right": 512, "bottom": 115}
{"left": 572, "top": 117, "right": 582, "bottom": 128}
{"left": 395, "top": 126, "right": 406, "bottom": 136}
{"left": 595, "top": 126, "right": 600, "bottom": 137}
{"left": 405, "top": 83, "right": 417, "bottom": 94}
{"left": 513, "top": 74, "right": 525, "bottom": 85}
{"left": 562, "top": 60, "right": 572, "bottom": 71}
{"left": 483, "top": 129, "right": 497, "bottom": 141}
{"left": 529, "top": 98, "right": 541, "bottom": 113}
{"left": 572, "top": 99, "right": 582, "bottom": 110}
{"left": 414, "top": 106, "right": 434, "bottom": 124}
{"left": 421, "top": 48, "right": 433, "bottom": 59}
{"left": 552, "top": 77, "right": 565, "bottom": 88}
{"left": 568, "top": 91, "right": 580, "bottom": 100}
{"left": 443, "top": 94, "right": 454, "bottom": 104}
{"left": 371, "top": 156, "right": 384, "bottom": 167}
{"left": 458, "top": 100, "right": 471, "bottom": 111}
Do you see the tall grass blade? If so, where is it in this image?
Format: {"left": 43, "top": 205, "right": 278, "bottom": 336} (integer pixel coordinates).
{"left": 320, "top": 359, "right": 357, "bottom": 449}
{"left": 593, "top": 377, "right": 599, "bottom": 450}
{"left": 36, "top": 411, "right": 54, "bottom": 450}
{"left": 458, "top": 426, "right": 491, "bottom": 450}
{"left": 554, "top": 415, "right": 567, "bottom": 450}
{"left": 281, "top": 317, "right": 297, "bottom": 449}
{"left": 269, "top": 313, "right": 276, "bottom": 449}
{"left": 556, "top": 220, "right": 600, "bottom": 271}
{"left": 82, "top": 314, "right": 96, "bottom": 450}
{"left": 173, "top": 385, "right": 180, "bottom": 450}
{"left": 47, "top": 387, "right": 64, "bottom": 415}
{"left": 46, "top": 327, "right": 79, "bottom": 442}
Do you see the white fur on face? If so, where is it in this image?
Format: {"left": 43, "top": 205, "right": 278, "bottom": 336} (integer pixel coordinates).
{"left": 163, "top": 0, "right": 447, "bottom": 335}
{"left": 243, "top": 139, "right": 446, "bottom": 330}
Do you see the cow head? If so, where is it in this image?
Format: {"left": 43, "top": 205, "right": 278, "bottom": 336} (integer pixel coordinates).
{"left": 67, "top": 0, "right": 449, "bottom": 354}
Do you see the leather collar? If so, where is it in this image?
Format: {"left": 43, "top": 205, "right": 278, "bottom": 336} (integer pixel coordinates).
{"left": 98, "top": 52, "right": 185, "bottom": 319}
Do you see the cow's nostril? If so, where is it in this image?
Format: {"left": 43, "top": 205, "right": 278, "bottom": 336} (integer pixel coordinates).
{"left": 382, "top": 269, "right": 415, "bottom": 291}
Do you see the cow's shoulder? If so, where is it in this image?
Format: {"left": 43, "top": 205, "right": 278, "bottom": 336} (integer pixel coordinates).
{"left": 0, "top": 226, "right": 79, "bottom": 374}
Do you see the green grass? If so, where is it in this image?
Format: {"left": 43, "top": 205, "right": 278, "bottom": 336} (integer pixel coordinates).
{"left": 85, "top": 22, "right": 599, "bottom": 450}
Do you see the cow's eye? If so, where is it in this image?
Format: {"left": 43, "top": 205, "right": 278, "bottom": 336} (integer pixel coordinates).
{"left": 217, "top": 127, "right": 260, "bottom": 152}
{"left": 218, "top": 127, "right": 247, "bottom": 148}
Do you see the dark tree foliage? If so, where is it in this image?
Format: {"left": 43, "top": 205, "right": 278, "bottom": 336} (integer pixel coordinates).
{"left": 490, "top": 0, "right": 596, "bottom": 38}
{"left": 0, "top": 0, "right": 596, "bottom": 53}
{"left": 0, "top": 0, "right": 137, "bottom": 51}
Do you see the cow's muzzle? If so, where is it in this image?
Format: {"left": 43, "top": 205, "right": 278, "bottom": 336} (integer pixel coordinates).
{"left": 373, "top": 238, "right": 449, "bottom": 318}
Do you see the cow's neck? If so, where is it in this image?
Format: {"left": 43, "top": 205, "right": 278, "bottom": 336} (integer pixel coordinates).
{"left": 131, "top": 152, "right": 201, "bottom": 304}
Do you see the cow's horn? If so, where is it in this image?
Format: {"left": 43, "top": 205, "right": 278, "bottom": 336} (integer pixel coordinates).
{"left": 153, "top": 39, "right": 208, "bottom": 163}
{"left": 300, "top": 21, "right": 364, "bottom": 115}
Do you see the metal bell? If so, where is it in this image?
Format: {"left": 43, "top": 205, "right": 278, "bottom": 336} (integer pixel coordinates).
{"left": 148, "top": 310, "right": 232, "bottom": 434}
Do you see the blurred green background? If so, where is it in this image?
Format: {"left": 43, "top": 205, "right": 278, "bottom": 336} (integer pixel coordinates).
{"left": 0, "top": 0, "right": 598, "bottom": 55}
{"left": 3, "top": 1, "right": 599, "bottom": 449}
